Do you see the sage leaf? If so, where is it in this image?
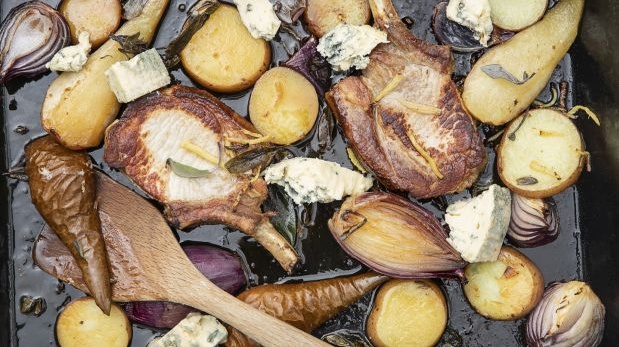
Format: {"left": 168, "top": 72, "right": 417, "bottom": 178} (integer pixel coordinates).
{"left": 224, "top": 146, "right": 283, "bottom": 174}
{"left": 264, "top": 185, "right": 298, "bottom": 245}
{"left": 167, "top": 158, "right": 211, "bottom": 178}
{"left": 162, "top": 0, "right": 219, "bottom": 68}
{"left": 508, "top": 112, "right": 530, "bottom": 141}
{"left": 321, "top": 329, "right": 372, "bottom": 347}
{"left": 110, "top": 33, "right": 149, "bottom": 56}
{"left": 481, "top": 64, "right": 535, "bottom": 85}
{"left": 516, "top": 176, "right": 539, "bottom": 186}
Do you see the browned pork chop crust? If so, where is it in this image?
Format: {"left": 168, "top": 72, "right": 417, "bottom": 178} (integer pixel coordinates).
{"left": 104, "top": 85, "right": 298, "bottom": 272}
{"left": 327, "top": 0, "right": 486, "bottom": 198}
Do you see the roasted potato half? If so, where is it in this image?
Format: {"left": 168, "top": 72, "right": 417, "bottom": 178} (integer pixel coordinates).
{"left": 497, "top": 108, "right": 585, "bottom": 198}
{"left": 180, "top": 4, "right": 271, "bottom": 93}
{"left": 463, "top": 246, "right": 544, "bottom": 320}
{"left": 488, "top": 0, "right": 548, "bottom": 31}
{"left": 367, "top": 279, "right": 447, "bottom": 347}
{"left": 59, "top": 0, "right": 122, "bottom": 48}
{"left": 304, "top": 0, "right": 371, "bottom": 37}
{"left": 249, "top": 67, "right": 319, "bottom": 145}
{"left": 56, "top": 297, "right": 131, "bottom": 347}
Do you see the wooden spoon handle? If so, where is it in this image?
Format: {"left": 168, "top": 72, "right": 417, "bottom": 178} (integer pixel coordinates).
{"left": 179, "top": 278, "right": 330, "bottom": 347}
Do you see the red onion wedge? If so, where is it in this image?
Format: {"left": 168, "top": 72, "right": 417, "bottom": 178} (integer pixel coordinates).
{"left": 0, "top": 1, "right": 70, "bottom": 84}
{"left": 526, "top": 281, "right": 604, "bottom": 347}
{"left": 507, "top": 194, "right": 559, "bottom": 248}
{"left": 328, "top": 192, "right": 466, "bottom": 278}
{"left": 282, "top": 37, "right": 331, "bottom": 95}
{"left": 123, "top": 243, "right": 247, "bottom": 329}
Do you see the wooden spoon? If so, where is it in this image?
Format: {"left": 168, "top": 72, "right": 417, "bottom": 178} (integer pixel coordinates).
{"left": 33, "top": 172, "right": 328, "bottom": 347}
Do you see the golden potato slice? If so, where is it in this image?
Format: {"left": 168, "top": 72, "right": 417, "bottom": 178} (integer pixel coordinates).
{"left": 463, "top": 246, "right": 544, "bottom": 320}
{"left": 497, "top": 108, "right": 585, "bottom": 198}
{"left": 59, "top": 0, "right": 122, "bottom": 48}
{"left": 180, "top": 5, "right": 271, "bottom": 93}
{"left": 367, "top": 280, "right": 447, "bottom": 347}
{"left": 488, "top": 0, "right": 548, "bottom": 31}
{"left": 56, "top": 297, "right": 131, "bottom": 347}
{"left": 249, "top": 67, "right": 319, "bottom": 145}
{"left": 304, "top": 0, "right": 371, "bottom": 37}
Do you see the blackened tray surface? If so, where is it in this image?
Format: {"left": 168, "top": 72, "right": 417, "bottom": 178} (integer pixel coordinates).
{"left": 0, "top": 0, "right": 617, "bottom": 346}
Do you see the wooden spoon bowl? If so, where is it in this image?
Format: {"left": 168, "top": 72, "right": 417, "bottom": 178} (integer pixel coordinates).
{"left": 33, "top": 172, "right": 328, "bottom": 347}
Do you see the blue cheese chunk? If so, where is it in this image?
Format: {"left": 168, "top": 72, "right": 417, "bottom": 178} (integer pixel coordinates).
{"left": 147, "top": 313, "right": 227, "bottom": 347}
{"left": 45, "top": 31, "right": 91, "bottom": 72}
{"left": 446, "top": 0, "right": 493, "bottom": 46}
{"left": 105, "top": 48, "right": 170, "bottom": 103}
{"left": 445, "top": 184, "right": 511, "bottom": 263}
{"left": 234, "top": 0, "right": 281, "bottom": 41}
{"left": 317, "top": 24, "right": 388, "bottom": 72}
{"left": 263, "top": 157, "right": 373, "bottom": 204}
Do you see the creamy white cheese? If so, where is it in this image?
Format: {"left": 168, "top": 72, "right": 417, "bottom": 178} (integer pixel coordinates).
{"left": 234, "top": 0, "right": 281, "bottom": 41}
{"left": 147, "top": 313, "right": 227, "bottom": 347}
{"left": 105, "top": 48, "right": 170, "bottom": 103}
{"left": 446, "top": 0, "right": 493, "bottom": 46}
{"left": 317, "top": 24, "right": 388, "bottom": 72}
{"left": 45, "top": 31, "right": 91, "bottom": 72}
{"left": 445, "top": 184, "right": 511, "bottom": 263}
{"left": 263, "top": 157, "right": 373, "bottom": 204}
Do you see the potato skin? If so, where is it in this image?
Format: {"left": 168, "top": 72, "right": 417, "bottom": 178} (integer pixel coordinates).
{"left": 463, "top": 246, "right": 544, "bottom": 320}
{"left": 59, "top": 0, "right": 122, "bottom": 48}
{"left": 56, "top": 297, "right": 131, "bottom": 347}
{"left": 304, "top": 0, "right": 371, "bottom": 37}
{"left": 497, "top": 108, "right": 585, "bottom": 198}
{"left": 367, "top": 280, "right": 447, "bottom": 347}
{"left": 249, "top": 67, "right": 319, "bottom": 145}
{"left": 180, "top": 5, "right": 271, "bottom": 93}
{"left": 25, "top": 136, "right": 111, "bottom": 314}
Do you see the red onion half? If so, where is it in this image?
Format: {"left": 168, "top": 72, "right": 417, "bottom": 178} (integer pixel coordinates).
{"left": 507, "top": 194, "right": 559, "bottom": 248}
{"left": 526, "top": 281, "right": 604, "bottom": 347}
{"left": 123, "top": 243, "right": 247, "bottom": 329}
{"left": 0, "top": 1, "right": 70, "bottom": 83}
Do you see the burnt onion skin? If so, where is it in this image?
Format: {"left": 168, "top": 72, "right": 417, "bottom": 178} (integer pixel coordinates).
{"left": 507, "top": 194, "right": 559, "bottom": 247}
{"left": 328, "top": 192, "right": 466, "bottom": 278}
{"left": 0, "top": 1, "right": 70, "bottom": 83}
{"left": 526, "top": 281, "right": 605, "bottom": 347}
{"left": 123, "top": 243, "right": 247, "bottom": 329}
{"left": 432, "top": 2, "right": 514, "bottom": 53}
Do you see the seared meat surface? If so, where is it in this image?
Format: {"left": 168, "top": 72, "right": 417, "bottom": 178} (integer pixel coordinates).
{"left": 326, "top": 0, "right": 486, "bottom": 198}
{"left": 104, "top": 85, "right": 298, "bottom": 272}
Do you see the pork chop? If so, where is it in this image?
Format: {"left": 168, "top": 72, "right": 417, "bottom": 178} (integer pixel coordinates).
{"left": 326, "top": 0, "right": 486, "bottom": 198}
{"left": 104, "top": 85, "right": 298, "bottom": 272}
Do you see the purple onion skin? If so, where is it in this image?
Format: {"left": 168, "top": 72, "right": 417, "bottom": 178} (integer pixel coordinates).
{"left": 0, "top": 1, "right": 70, "bottom": 84}
{"left": 123, "top": 244, "right": 247, "bottom": 329}
{"left": 526, "top": 281, "right": 605, "bottom": 347}
{"left": 507, "top": 194, "right": 559, "bottom": 248}
{"left": 432, "top": 2, "right": 514, "bottom": 53}
{"left": 282, "top": 37, "right": 331, "bottom": 95}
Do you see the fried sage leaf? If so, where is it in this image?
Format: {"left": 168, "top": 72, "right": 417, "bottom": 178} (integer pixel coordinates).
{"left": 263, "top": 185, "right": 298, "bottom": 245}
{"left": 162, "top": 0, "right": 219, "bottom": 68}
{"left": 224, "top": 146, "right": 284, "bottom": 174}
{"left": 322, "top": 330, "right": 372, "bottom": 347}
{"left": 481, "top": 64, "right": 535, "bottom": 85}
{"left": 110, "top": 32, "right": 148, "bottom": 56}
{"left": 166, "top": 158, "right": 211, "bottom": 178}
